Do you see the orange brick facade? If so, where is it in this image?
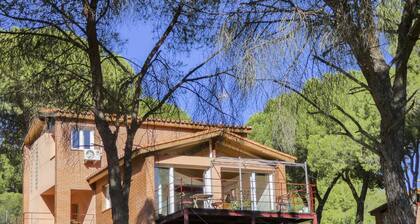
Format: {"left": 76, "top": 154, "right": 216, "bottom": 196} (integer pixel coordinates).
{"left": 23, "top": 111, "right": 296, "bottom": 224}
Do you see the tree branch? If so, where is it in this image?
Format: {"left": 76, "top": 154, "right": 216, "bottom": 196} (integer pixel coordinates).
{"left": 342, "top": 171, "right": 359, "bottom": 200}
{"left": 334, "top": 103, "right": 380, "bottom": 146}
{"left": 267, "top": 79, "right": 378, "bottom": 154}
{"left": 131, "top": 2, "right": 184, "bottom": 118}
{"left": 314, "top": 55, "right": 370, "bottom": 91}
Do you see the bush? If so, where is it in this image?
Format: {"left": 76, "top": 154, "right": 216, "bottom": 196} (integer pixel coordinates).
{"left": 0, "top": 192, "right": 22, "bottom": 224}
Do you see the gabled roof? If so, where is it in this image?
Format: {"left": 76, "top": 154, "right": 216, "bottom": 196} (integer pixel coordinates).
{"left": 42, "top": 109, "right": 251, "bottom": 132}
{"left": 87, "top": 129, "right": 296, "bottom": 184}
{"left": 23, "top": 109, "right": 251, "bottom": 146}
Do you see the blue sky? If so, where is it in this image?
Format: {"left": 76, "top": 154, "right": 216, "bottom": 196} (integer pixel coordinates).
{"left": 114, "top": 21, "right": 394, "bottom": 125}
{"left": 116, "top": 21, "right": 270, "bottom": 124}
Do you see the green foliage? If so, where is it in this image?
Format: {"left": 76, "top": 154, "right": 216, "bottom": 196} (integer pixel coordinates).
{"left": 247, "top": 73, "right": 384, "bottom": 222}
{"left": 0, "top": 192, "right": 22, "bottom": 224}
{"left": 138, "top": 98, "right": 190, "bottom": 121}
{"left": 303, "top": 74, "right": 381, "bottom": 177}
{"left": 247, "top": 68, "right": 419, "bottom": 222}
{"left": 0, "top": 30, "right": 191, "bottom": 196}
{"left": 247, "top": 112, "right": 276, "bottom": 148}
{"left": 249, "top": 73, "right": 382, "bottom": 174}
{"left": 321, "top": 182, "right": 354, "bottom": 224}
{"left": 0, "top": 155, "right": 16, "bottom": 193}
{"left": 247, "top": 95, "right": 299, "bottom": 155}
{"left": 321, "top": 182, "right": 386, "bottom": 224}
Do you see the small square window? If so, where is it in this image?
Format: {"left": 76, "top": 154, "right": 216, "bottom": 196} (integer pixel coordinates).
{"left": 71, "top": 128, "right": 94, "bottom": 150}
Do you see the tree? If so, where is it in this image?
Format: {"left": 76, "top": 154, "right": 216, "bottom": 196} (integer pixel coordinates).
{"left": 0, "top": 155, "right": 15, "bottom": 193}
{"left": 247, "top": 72, "right": 420, "bottom": 223}
{"left": 0, "top": 1, "right": 229, "bottom": 223}
{"left": 302, "top": 75, "right": 384, "bottom": 224}
{"left": 320, "top": 181, "right": 385, "bottom": 224}
{"left": 248, "top": 92, "right": 346, "bottom": 223}
{"left": 222, "top": 1, "right": 419, "bottom": 222}
{"left": 0, "top": 192, "right": 22, "bottom": 224}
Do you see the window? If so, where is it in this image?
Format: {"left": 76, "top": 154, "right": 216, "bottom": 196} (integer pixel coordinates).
{"left": 103, "top": 185, "right": 111, "bottom": 210}
{"left": 71, "top": 128, "right": 94, "bottom": 150}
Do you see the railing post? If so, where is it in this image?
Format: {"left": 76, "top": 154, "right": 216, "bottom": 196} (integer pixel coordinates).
{"left": 239, "top": 157, "right": 243, "bottom": 210}
{"left": 310, "top": 184, "right": 315, "bottom": 213}
{"left": 180, "top": 177, "right": 183, "bottom": 209}
{"left": 304, "top": 162, "right": 311, "bottom": 213}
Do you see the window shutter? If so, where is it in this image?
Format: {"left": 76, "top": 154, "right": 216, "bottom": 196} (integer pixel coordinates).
{"left": 83, "top": 130, "right": 90, "bottom": 149}
{"left": 89, "top": 130, "right": 94, "bottom": 149}
{"left": 71, "top": 129, "right": 80, "bottom": 148}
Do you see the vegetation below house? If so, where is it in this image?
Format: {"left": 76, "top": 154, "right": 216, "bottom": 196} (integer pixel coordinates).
{"left": 0, "top": 193, "right": 22, "bottom": 224}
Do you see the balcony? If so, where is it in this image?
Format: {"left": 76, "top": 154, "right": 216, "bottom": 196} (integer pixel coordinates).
{"left": 154, "top": 157, "right": 316, "bottom": 224}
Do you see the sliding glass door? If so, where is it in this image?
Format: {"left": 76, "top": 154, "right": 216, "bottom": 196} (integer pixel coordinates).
{"left": 155, "top": 167, "right": 174, "bottom": 215}
{"left": 250, "top": 172, "right": 275, "bottom": 211}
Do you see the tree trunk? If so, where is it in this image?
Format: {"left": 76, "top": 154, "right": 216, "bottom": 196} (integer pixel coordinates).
{"left": 342, "top": 171, "right": 368, "bottom": 224}
{"left": 380, "top": 144, "right": 415, "bottom": 223}
{"left": 315, "top": 173, "right": 341, "bottom": 223}
{"left": 95, "top": 117, "right": 129, "bottom": 224}
{"left": 378, "top": 84, "right": 415, "bottom": 223}
{"left": 355, "top": 201, "right": 364, "bottom": 224}
{"left": 83, "top": 0, "right": 130, "bottom": 223}
{"left": 316, "top": 202, "right": 326, "bottom": 224}
{"left": 322, "top": 1, "right": 418, "bottom": 221}
{"left": 355, "top": 179, "right": 368, "bottom": 224}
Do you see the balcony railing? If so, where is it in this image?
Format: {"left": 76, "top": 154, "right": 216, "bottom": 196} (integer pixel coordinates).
{"left": 155, "top": 176, "right": 315, "bottom": 218}
{"left": 21, "top": 212, "right": 95, "bottom": 224}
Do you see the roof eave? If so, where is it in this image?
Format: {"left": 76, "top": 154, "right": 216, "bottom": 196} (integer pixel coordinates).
{"left": 87, "top": 130, "right": 297, "bottom": 184}
{"left": 23, "top": 118, "right": 46, "bottom": 146}
{"left": 41, "top": 109, "right": 252, "bottom": 134}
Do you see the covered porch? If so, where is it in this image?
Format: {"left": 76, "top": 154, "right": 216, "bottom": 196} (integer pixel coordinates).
{"left": 154, "top": 157, "right": 316, "bottom": 224}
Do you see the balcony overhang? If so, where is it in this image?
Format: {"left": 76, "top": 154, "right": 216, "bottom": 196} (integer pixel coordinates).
{"left": 87, "top": 129, "right": 296, "bottom": 184}
{"left": 157, "top": 208, "right": 317, "bottom": 224}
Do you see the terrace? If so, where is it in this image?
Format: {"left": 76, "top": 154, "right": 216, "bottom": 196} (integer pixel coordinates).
{"left": 154, "top": 157, "right": 317, "bottom": 224}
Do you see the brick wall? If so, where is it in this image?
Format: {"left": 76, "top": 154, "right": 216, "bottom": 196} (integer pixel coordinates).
{"left": 95, "top": 155, "right": 155, "bottom": 224}
{"left": 54, "top": 121, "right": 100, "bottom": 223}
{"left": 52, "top": 119, "right": 192, "bottom": 223}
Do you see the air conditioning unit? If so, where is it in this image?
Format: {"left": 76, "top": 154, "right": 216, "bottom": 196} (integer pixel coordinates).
{"left": 84, "top": 149, "right": 101, "bottom": 161}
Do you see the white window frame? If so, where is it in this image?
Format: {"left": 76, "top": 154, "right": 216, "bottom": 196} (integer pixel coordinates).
{"left": 203, "top": 168, "right": 212, "bottom": 208}
{"left": 155, "top": 167, "right": 163, "bottom": 215}
{"left": 250, "top": 172, "right": 257, "bottom": 211}
{"left": 71, "top": 127, "right": 94, "bottom": 150}
{"left": 269, "top": 174, "right": 275, "bottom": 211}
{"left": 103, "top": 184, "right": 111, "bottom": 210}
{"left": 168, "top": 167, "right": 175, "bottom": 214}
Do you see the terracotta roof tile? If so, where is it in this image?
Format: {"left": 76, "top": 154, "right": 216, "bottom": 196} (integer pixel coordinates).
{"left": 39, "top": 108, "right": 251, "bottom": 132}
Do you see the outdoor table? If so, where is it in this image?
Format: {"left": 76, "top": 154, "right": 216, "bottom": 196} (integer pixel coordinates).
{"left": 191, "top": 194, "right": 213, "bottom": 208}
